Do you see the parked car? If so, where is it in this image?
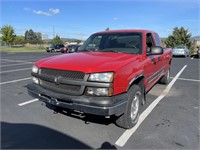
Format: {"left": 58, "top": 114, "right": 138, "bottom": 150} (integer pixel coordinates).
{"left": 172, "top": 46, "right": 189, "bottom": 57}
{"left": 60, "top": 46, "right": 69, "bottom": 53}
{"left": 46, "top": 44, "right": 64, "bottom": 52}
{"left": 68, "top": 44, "right": 81, "bottom": 53}
{"left": 28, "top": 29, "right": 172, "bottom": 129}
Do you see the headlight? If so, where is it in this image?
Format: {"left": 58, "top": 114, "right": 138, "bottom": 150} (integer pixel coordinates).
{"left": 88, "top": 72, "right": 114, "bottom": 82}
{"left": 32, "top": 77, "right": 39, "bottom": 84}
{"left": 85, "top": 87, "right": 113, "bottom": 96}
{"left": 32, "top": 65, "right": 39, "bottom": 74}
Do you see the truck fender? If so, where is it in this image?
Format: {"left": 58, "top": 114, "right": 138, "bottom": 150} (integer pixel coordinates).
{"left": 126, "top": 74, "right": 144, "bottom": 91}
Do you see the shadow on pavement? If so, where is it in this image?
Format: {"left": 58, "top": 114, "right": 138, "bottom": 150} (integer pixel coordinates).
{"left": 1, "top": 121, "right": 91, "bottom": 149}
{"left": 1, "top": 121, "right": 117, "bottom": 149}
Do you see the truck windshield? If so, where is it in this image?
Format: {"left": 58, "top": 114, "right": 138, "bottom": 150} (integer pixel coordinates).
{"left": 79, "top": 33, "right": 142, "bottom": 54}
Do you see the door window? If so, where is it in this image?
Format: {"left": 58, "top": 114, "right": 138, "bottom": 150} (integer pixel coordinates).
{"left": 146, "top": 33, "right": 155, "bottom": 53}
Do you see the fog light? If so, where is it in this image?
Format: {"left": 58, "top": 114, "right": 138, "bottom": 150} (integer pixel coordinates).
{"left": 87, "top": 87, "right": 95, "bottom": 95}
{"left": 86, "top": 87, "right": 113, "bottom": 96}
{"left": 32, "top": 77, "right": 39, "bottom": 84}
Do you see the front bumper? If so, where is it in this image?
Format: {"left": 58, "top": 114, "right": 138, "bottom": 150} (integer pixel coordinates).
{"left": 27, "top": 83, "right": 128, "bottom": 116}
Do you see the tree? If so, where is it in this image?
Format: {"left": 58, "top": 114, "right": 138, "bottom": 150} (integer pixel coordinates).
{"left": 0, "top": 25, "right": 15, "bottom": 46}
{"left": 161, "top": 38, "right": 166, "bottom": 47}
{"left": 13, "top": 36, "right": 25, "bottom": 45}
{"left": 24, "top": 29, "right": 36, "bottom": 44}
{"left": 35, "top": 32, "right": 42, "bottom": 41}
{"left": 24, "top": 29, "right": 42, "bottom": 44}
{"left": 165, "top": 27, "right": 195, "bottom": 51}
{"left": 34, "top": 32, "right": 43, "bottom": 44}
{"left": 25, "top": 30, "right": 28, "bottom": 41}
{"left": 51, "top": 35, "right": 63, "bottom": 45}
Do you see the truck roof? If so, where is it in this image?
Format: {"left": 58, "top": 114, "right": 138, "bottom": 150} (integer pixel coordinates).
{"left": 95, "top": 29, "right": 157, "bottom": 34}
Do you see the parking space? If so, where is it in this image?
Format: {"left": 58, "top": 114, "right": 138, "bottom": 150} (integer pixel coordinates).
{"left": 1, "top": 52, "right": 199, "bottom": 149}
{"left": 171, "top": 57, "right": 199, "bottom": 80}
{"left": 1, "top": 63, "right": 32, "bottom": 71}
{"left": 123, "top": 79, "right": 199, "bottom": 149}
{"left": 0, "top": 69, "right": 31, "bottom": 83}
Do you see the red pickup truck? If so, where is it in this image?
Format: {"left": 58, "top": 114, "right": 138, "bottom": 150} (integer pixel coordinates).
{"left": 28, "top": 29, "right": 172, "bottom": 128}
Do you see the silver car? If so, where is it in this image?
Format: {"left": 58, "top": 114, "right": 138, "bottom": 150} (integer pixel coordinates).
{"left": 172, "top": 46, "right": 189, "bottom": 57}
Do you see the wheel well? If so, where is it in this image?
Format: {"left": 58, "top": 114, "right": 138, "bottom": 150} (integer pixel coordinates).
{"left": 127, "top": 76, "right": 146, "bottom": 104}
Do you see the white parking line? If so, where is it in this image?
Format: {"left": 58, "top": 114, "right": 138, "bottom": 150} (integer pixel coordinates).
{"left": 0, "top": 77, "right": 31, "bottom": 85}
{"left": 0, "top": 59, "right": 32, "bottom": 63}
{"left": 18, "top": 99, "right": 39, "bottom": 106}
{"left": 0, "top": 62, "right": 33, "bottom": 67}
{"left": 0, "top": 68, "right": 31, "bottom": 74}
{"left": 170, "top": 77, "right": 200, "bottom": 82}
{"left": 115, "top": 65, "right": 187, "bottom": 147}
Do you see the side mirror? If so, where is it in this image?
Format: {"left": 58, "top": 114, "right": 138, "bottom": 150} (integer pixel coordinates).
{"left": 147, "top": 46, "right": 163, "bottom": 55}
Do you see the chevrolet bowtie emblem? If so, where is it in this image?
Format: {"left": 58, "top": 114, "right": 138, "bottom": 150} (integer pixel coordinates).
{"left": 54, "top": 76, "right": 61, "bottom": 85}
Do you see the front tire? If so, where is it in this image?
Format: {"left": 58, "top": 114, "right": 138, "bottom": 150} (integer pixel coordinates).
{"left": 116, "top": 85, "right": 142, "bottom": 129}
{"left": 160, "top": 68, "right": 170, "bottom": 84}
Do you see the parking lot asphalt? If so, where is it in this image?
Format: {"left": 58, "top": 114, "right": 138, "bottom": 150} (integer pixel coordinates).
{"left": 1, "top": 52, "right": 199, "bottom": 149}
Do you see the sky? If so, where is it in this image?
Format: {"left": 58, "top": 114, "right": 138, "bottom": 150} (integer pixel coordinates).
{"left": 1, "top": 0, "right": 199, "bottom": 40}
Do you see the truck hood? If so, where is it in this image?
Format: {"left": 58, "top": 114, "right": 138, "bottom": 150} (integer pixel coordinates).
{"left": 35, "top": 52, "right": 140, "bottom": 73}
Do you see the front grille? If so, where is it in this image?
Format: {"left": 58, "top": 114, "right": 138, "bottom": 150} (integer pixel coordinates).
{"left": 40, "top": 80, "right": 81, "bottom": 95}
{"left": 38, "top": 68, "right": 86, "bottom": 95}
{"left": 40, "top": 68, "right": 85, "bottom": 80}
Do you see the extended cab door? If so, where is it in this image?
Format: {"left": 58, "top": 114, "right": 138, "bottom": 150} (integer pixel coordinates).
{"left": 145, "top": 33, "right": 163, "bottom": 91}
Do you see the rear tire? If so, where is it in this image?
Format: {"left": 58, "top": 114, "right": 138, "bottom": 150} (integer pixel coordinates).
{"left": 115, "top": 85, "right": 142, "bottom": 129}
{"left": 160, "top": 68, "right": 170, "bottom": 84}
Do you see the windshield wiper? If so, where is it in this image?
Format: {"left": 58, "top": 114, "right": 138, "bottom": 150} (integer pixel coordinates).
{"left": 100, "top": 49, "right": 118, "bottom": 52}
{"left": 121, "top": 52, "right": 135, "bottom": 54}
{"left": 101, "top": 50, "right": 136, "bottom": 54}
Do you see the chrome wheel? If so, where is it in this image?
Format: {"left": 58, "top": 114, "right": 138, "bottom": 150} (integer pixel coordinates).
{"left": 131, "top": 92, "right": 140, "bottom": 121}
{"left": 116, "top": 85, "right": 142, "bottom": 129}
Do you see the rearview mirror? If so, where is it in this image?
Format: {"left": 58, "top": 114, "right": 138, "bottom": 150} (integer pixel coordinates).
{"left": 147, "top": 46, "right": 163, "bottom": 55}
